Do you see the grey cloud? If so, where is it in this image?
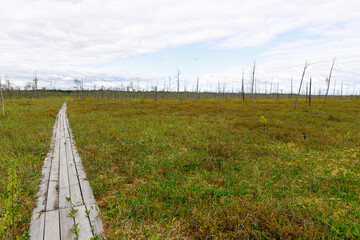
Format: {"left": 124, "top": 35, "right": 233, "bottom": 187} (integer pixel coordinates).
{"left": 0, "top": 0, "right": 359, "bottom": 89}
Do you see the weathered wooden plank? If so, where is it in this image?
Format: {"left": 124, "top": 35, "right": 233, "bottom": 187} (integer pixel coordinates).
{"left": 64, "top": 122, "right": 84, "bottom": 207}
{"left": 46, "top": 121, "right": 61, "bottom": 211}
{"left": 29, "top": 212, "right": 45, "bottom": 240}
{"left": 46, "top": 181, "right": 59, "bottom": 211}
{"left": 46, "top": 139, "right": 60, "bottom": 211}
{"left": 80, "top": 180, "right": 97, "bottom": 206}
{"left": 58, "top": 187, "right": 71, "bottom": 209}
{"left": 59, "top": 109, "right": 73, "bottom": 209}
{"left": 74, "top": 205, "right": 94, "bottom": 240}
{"left": 59, "top": 208, "right": 76, "bottom": 239}
{"left": 70, "top": 184, "right": 83, "bottom": 207}
{"left": 33, "top": 146, "right": 53, "bottom": 213}
{"left": 44, "top": 210, "right": 60, "bottom": 240}
{"left": 73, "top": 151, "right": 87, "bottom": 181}
{"left": 87, "top": 204, "right": 105, "bottom": 238}
{"left": 58, "top": 148, "right": 71, "bottom": 208}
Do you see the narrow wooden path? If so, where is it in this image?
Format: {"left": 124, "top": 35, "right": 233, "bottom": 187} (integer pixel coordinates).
{"left": 29, "top": 103, "right": 105, "bottom": 240}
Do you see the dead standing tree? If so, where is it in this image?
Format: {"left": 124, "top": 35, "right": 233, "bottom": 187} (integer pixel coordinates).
{"left": 196, "top": 77, "right": 200, "bottom": 101}
{"left": 309, "top": 77, "right": 312, "bottom": 106}
{"left": 294, "top": 61, "right": 310, "bottom": 109}
{"left": 241, "top": 68, "right": 245, "bottom": 101}
{"left": 290, "top": 76, "right": 293, "bottom": 99}
{"left": 324, "top": 57, "right": 335, "bottom": 105}
{"left": 33, "top": 72, "right": 38, "bottom": 98}
{"left": 0, "top": 77, "right": 5, "bottom": 117}
{"left": 250, "top": 61, "right": 255, "bottom": 106}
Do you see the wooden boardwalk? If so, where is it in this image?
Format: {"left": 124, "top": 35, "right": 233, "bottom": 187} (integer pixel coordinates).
{"left": 29, "top": 103, "right": 105, "bottom": 240}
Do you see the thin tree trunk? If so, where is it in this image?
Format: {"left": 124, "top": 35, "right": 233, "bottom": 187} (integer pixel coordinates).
{"left": 290, "top": 76, "right": 293, "bottom": 99}
{"left": 241, "top": 68, "right": 245, "bottom": 101}
{"left": 341, "top": 81, "right": 343, "bottom": 99}
{"left": 154, "top": 86, "right": 157, "bottom": 102}
{"left": 309, "top": 78, "right": 312, "bottom": 106}
{"left": 295, "top": 61, "right": 310, "bottom": 109}
{"left": 324, "top": 57, "right": 335, "bottom": 105}
{"left": 250, "top": 61, "right": 255, "bottom": 106}
{"left": 0, "top": 78, "right": 5, "bottom": 117}
{"left": 177, "top": 69, "right": 180, "bottom": 93}
{"left": 196, "top": 77, "right": 199, "bottom": 101}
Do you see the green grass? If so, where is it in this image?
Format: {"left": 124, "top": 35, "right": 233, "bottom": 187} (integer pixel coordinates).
{"left": 67, "top": 97, "right": 360, "bottom": 239}
{"left": 0, "top": 98, "right": 64, "bottom": 239}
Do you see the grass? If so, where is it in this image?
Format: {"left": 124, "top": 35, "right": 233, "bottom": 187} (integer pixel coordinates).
{"left": 66, "top": 97, "right": 360, "bottom": 239}
{"left": 0, "top": 98, "right": 64, "bottom": 239}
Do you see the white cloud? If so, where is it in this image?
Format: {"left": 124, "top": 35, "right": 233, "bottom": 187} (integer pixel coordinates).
{"left": 202, "top": 32, "right": 360, "bottom": 93}
{"left": 0, "top": 0, "right": 359, "bottom": 89}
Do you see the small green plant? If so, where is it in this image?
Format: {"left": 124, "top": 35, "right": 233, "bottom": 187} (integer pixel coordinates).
{"left": 72, "top": 223, "right": 79, "bottom": 239}
{"left": 259, "top": 115, "right": 267, "bottom": 125}
{"left": 259, "top": 115, "right": 268, "bottom": 132}
{"left": 68, "top": 208, "right": 78, "bottom": 218}
{"left": 91, "top": 234, "right": 99, "bottom": 240}
{"left": 85, "top": 209, "right": 90, "bottom": 217}
{"left": 66, "top": 196, "right": 71, "bottom": 202}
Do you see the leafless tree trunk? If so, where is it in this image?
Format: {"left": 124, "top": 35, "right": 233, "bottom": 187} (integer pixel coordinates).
{"left": 196, "top": 77, "right": 199, "bottom": 101}
{"left": 176, "top": 69, "right": 180, "bottom": 93}
{"left": 290, "top": 76, "right": 293, "bottom": 99}
{"left": 309, "top": 78, "right": 312, "bottom": 106}
{"left": 294, "top": 61, "right": 310, "bottom": 109}
{"left": 0, "top": 77, "right": 5, "bottom": 117}
{"left": 250, "top": 61, "right": 255, "bottom": 106}
{"left": 241, "top": 68, "right": 245, "bottom": 101}
{"left": 324, "top": 57, "right": 335, "bottom": 105}
{"left": 340, "top": 81, "right": 343, "bottom": 99}
{"left": 154, "top": 86, "right": 157, "bottom": 102}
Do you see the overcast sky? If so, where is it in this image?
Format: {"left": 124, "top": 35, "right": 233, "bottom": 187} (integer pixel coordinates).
{"left": 1, "top": 0, "right": 359, "bottom": 93}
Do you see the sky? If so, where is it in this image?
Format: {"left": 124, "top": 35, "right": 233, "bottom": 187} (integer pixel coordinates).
{"left": 0, "top": 0, "right": 359, "bottom": 93}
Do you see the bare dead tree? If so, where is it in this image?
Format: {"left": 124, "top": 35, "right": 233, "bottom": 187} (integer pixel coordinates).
{"left": 241, "top": 68, "right": 245, "bottom": 101}
{"left": 309, "top": 78, "right": 312, "bottom": 106}
{"left": 294, "top": 61, "right": 310, "bottom": 109}
{"left": 176, "top": 69, "right": 180, "bottom": 93}
{"left": 81, "top": 78, "right": 85, "bottom": 100}
{"left": 74, "top": 79, "right": 81, "bottom": 99}
{"left": 154, "top": 86, "right": 157, "bottom": 102}
{"left": 168, "top": 76, "right": 171, "bottom": 92}
{"left": 341, "top": 81, "right": 343, "bottom": 99}
{"left": 250, "top": 61, "right": 255, "bottom": 106}
{"left": 196, "top": 77, "right": 199, "bottom": 101}
{"left": 33, "top": 71, "right": 38, "bottom": 98}
{"left": 290, "top": 76, "right": 293, "bottom": 99}
{"left": 0, "top": 77, "right": 5, "bottom": 117}
{"left": 265, "top": 79, "right": 267, "bottom": 95}
{"left": 324, "top": 57, "right": 335, "bottom": 105}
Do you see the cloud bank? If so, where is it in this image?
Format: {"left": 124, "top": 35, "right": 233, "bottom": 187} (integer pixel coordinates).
{"left": 0, "top": 0, "right": 359, "bottom": 90}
